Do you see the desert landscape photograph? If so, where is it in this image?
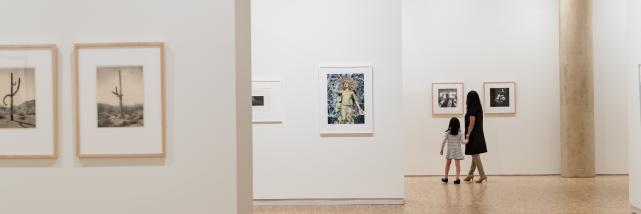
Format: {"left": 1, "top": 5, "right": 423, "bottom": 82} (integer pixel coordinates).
{"left": 96, "top": 66, "right": 144, "bottom": 128}
{"left": 0, "top": 68, "right": 36, "bottom": 128}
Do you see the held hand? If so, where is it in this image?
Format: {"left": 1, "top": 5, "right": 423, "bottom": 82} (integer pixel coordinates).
{"left": 440, "top": 151, "right": 443, "bottom": 155}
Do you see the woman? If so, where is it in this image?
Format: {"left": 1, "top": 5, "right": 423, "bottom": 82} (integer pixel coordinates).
{"left": 463, "top": 91, "right": 488, "bottom": 183}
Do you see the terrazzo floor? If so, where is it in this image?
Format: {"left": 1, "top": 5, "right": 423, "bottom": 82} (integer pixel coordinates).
{"left": 254, "top": 175, "right": 630, "bottom": 214}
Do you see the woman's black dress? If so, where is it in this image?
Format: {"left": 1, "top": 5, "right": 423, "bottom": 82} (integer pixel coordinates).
{"left": 465, "top": 108, "right": 487, "bottom": 155}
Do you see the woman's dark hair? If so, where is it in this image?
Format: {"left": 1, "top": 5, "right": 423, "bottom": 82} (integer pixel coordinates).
{"left": 466, "top": 90, "right": 483, "bottom": 114}
{"left": 447, "top": 117, "right": 460, "bottom": 135}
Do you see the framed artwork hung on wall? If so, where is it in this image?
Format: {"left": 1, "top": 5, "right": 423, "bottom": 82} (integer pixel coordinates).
{"left": 74, "top": 42, "right": 166, "bottom": 158}
{"left": 432, "top": 82, "right": 464, "bottom": 115}
{"left": 483, "top": 81, "right": 516, "bottom": 114}
{"left": 319, "top": 65, "right": 373, "bottom": 134}
{"left": 252, "top": 78, "right": 283, "bottom": 123}
{"left": 0, "top": 45, "right": 58, "bottom": 159}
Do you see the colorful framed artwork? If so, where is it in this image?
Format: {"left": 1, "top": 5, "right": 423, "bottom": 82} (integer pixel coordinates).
{"left": 252, "top": 78, "right": 283, "bottom": 123}
{"left": 483, "top": 81, "right": 516, "bottom": 114}
{"left": 319, "top": 65, "right": 373, "bottom": 134}
{"left": 74, "top": 42, "right": 166, "bottom": 158}
{"left": 432, "top": 82, "right": 464, "bottom": 115}
{"left": 0, "top": 45, "right": 58, "bottom": 158}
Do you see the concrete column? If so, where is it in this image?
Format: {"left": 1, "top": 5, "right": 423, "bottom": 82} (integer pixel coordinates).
{"left": 559, "top": 0, "right": 595, "bottom": 178}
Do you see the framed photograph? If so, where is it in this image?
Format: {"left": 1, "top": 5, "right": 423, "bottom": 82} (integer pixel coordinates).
{"left": 74, "top": 42, "right": 165, "bottom": 158}
{"left": 252, "top": 78, "right": 283, "bottom": 123}
{"left": 483, "top": 81, "right": 516, "bottom": 114}
{"left": 432, "top": 82, "right": 464, "bottom": 115}
{"left": 0, "top": 45, "right": 58, "bottom": 158}
{"left": 319, "top": 65, "right": 373, "bottom": 134}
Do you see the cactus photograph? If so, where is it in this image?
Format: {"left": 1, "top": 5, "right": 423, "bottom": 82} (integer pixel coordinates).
{"left": 0, "top": 68, "right": 36, "bottom": 128}
{"left": 96, "top": 66, "right": 144, "bottom": 128}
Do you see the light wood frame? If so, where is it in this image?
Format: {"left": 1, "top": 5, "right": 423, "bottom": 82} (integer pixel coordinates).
{"left": 0, "top": 44, "right": 59, "bottom": 159}
{"left": 431, "top": 82, "right": 465, "bottom": 115}
{"left": 483, "top": 81, "right": 517, "bottom": 114}
{"left": 74, "top": 42, "right": 166, "bottom": 158}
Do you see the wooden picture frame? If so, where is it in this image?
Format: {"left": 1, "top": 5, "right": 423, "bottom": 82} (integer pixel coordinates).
{"left": 483, "top": 81, "right": 517, "bottom": 114}
{"left": 432, "top": 82, "right": 464, "bottom": 115}
{"left": 74, "top": 42, "right": 166, "bottom": 158}
{"left": 0, "top": 44, "right": 58, "bottom": 159}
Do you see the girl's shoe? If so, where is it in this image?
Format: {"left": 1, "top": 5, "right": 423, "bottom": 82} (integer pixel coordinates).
{"left": 476, "top": 176, "right": 487, "bottom": 183}
{"left": 463, "top": 175, "right": 474, "bottom": 182}
{"left": 453, "top": 179, "right": 461, "bottom": 184}
{"left": 441, "top": 178, "right": 449, "bottom": 183}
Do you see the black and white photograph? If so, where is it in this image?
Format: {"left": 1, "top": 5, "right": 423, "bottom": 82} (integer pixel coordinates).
{"left": 490, "top": 88, "right": 510, "bottom": 107}
{"left": 252, "top": 96, "right": 265, "bottom": 106}
{"left": 96, "top": 66, "right": 144, "bottom": 128}
{"left": 432, "top": 82, "right": 464, "bottom": 115}
{"left": 252, "top": 79, "right": 283, "bottom": 123}
{"left": 438, "top": 88, "right": 458, "bottom": 108}
{"left": 0, "top": 68, "right": 36, "bottom": 128}
{"left": 484, "top": 82, "right": 516, "bottom": 114}
{"left": 76, "top": 42, "right": 165, "bottom": 158}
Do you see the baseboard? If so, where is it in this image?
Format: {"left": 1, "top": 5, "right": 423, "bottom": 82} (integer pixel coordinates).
{"left": 404, "top": 174, "right": 628, "bottom": 177}
{"left": 254, "top": 198, "right": 405, "bottom": 206}
{"left": 405, "top": 174, "right": 559, "bottom": 177}
{"left": 632, "top": 205, "right": 640, "bottom": 214}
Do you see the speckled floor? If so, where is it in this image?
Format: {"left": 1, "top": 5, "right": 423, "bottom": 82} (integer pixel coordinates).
{"left": 253, "top": 175, "right": 630, "bottom": 214}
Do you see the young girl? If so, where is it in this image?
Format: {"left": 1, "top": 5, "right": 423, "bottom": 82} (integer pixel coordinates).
{"left": 440, "top": 117, "right": 467, "bottom": 184}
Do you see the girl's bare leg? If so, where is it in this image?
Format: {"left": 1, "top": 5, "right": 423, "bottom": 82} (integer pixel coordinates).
{"left": 455, "top": 160, "right": 461, "bottom": 180}
{"left": 445, "top": 159, "right": 452, "bottom": 178}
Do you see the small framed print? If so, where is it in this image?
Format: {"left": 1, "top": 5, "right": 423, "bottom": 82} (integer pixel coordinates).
{"left": 483, "top": 81, "right": 516, "bottom": 114}
{"left": 74, "top": 42, "right": 166, "bottom": 158}
{"left": 252, "top": 78, "right": 283, "bottom": 123}
{"left": 319, "top": 65, "right": 373, "bottom": 134}
{"left": 0, "top": 45, "right": 58, "bottom": 159}
{"left": 432, "top": 82, "right": 464, "bottom": 115}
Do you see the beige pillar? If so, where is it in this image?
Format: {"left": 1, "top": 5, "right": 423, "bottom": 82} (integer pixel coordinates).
{"left": 235, "top": 0, "right": 253, "bottom": 213}
{"left": 559, "top": 0, "right": 595, "bottom": 178}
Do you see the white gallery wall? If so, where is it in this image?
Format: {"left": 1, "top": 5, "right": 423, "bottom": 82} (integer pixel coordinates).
{"left": 403, "top": 0, "right": 630, "bottom": 175}
{"left": 593, "top": 0, "right": 630, "bottom": 175}
{"left": 252, "top": 0, "right": 404, "bottom": 200}
{"left": 627, "top": 0, "right": 641, "bottom": 210}
{"left": 403, "top": 0, "right": 561, "bottom": 175}
{"left": 0, "top": 0, "right": 251, "bottom": 213}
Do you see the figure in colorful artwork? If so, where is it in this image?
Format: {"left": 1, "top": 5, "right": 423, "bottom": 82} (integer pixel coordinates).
{"left": 336, "top": 75, "right": 364, "bottom": 124}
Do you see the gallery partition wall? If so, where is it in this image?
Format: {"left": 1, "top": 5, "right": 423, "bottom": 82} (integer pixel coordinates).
{"left": 251, "top": 0, "right": 404, "bottom": 205}
{"left": 0, "top": 0, "right": 252, "bottom": 213}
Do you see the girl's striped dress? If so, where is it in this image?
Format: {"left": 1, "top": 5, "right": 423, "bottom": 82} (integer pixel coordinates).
{"left": 441, "top": 132, "right": 466, "bottom": 160}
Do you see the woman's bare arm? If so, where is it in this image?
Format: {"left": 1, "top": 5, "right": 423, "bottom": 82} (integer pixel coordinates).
{"left": 466, "top": 116, "right": 475, "bottom": 139}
